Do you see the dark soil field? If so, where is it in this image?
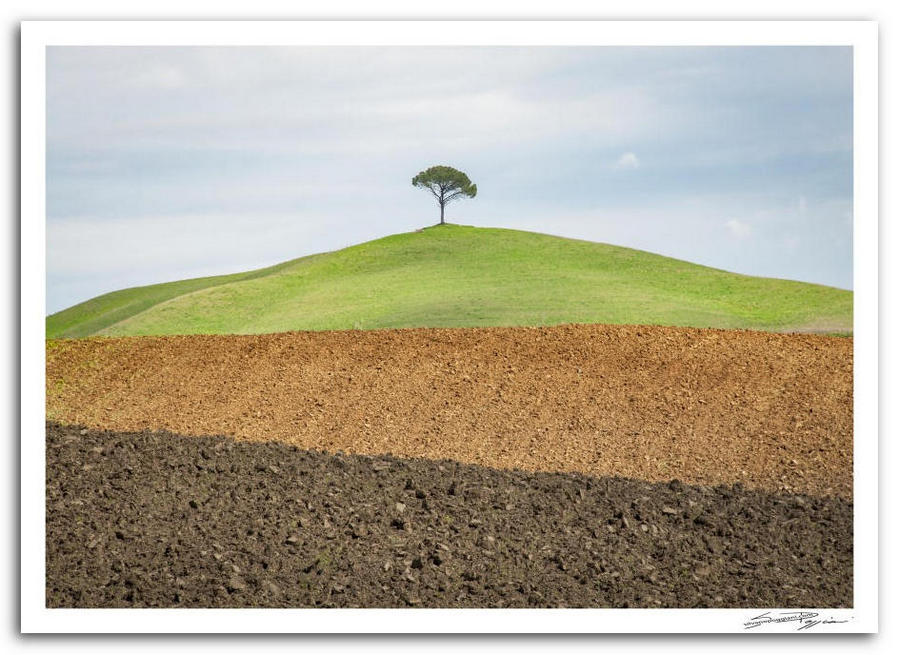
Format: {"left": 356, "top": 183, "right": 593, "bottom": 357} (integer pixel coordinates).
{"left": 46, "top": 324, "right": 853, "bottom": 499}
{"left": 46, "top": 423, "right": 852, "bottom": 609}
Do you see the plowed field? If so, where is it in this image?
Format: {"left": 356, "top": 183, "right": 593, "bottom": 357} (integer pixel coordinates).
{"left": 46, "top": 423, "right": 853, "bottom": 608}
{"left": 46, "top": 324, "right": 853, "bottom": 498}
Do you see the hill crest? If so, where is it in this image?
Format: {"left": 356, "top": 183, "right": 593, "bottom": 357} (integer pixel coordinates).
{"left": 47, "top": 224, "right": 852, "bottom": 338}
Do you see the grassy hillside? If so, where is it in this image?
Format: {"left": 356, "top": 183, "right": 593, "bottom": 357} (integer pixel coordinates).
{"left": 47, "top": 224, "right": 852, "bottom": 338}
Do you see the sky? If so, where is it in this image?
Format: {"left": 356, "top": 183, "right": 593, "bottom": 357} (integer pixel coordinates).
{"left": 46, "top": 46, "right": 853, "bottom": 313}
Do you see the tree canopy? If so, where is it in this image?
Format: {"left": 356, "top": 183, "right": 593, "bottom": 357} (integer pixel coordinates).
{"left": 412, "top": 165, "right": 477, "bottom": 224}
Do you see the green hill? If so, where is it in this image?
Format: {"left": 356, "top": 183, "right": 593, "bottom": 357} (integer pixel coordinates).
{"left": 46, "top": 224, "right": 852, "bottom": 338}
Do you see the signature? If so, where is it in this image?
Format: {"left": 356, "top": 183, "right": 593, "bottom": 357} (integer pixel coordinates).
{"left": 744, "top": 611, "right": 851, "bottom": 631}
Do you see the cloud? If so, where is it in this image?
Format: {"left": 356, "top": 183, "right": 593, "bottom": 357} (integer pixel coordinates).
{"left": 614, "top": 152, "right": 640, "bottom": 170}
{"left": 46, "top": 47, "right": 658, "bottom": 155}
{"left": 133, "top": 65, "right": 189, "bottom": 90}
{"left": 725, "top": 218, "right": 752, "bottom": 239}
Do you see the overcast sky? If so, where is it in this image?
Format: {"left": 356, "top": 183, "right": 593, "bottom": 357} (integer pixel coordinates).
{"left": 46, "top": 46, "right": 853, "bottom": 313}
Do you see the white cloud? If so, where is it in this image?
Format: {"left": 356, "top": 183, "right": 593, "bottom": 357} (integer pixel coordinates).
{"left": 614, "top": 152, "right": 640, "bottom": 170}
{"left": 725, "top": 218, "right": 752, "bottom": 239}
{"left": 133, "top": 65, "right": 189, "bottom": 90}
{"left": 47, "top": 47, "right": 660, "bottom": 155}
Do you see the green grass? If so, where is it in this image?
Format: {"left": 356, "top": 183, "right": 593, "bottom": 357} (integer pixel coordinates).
{"left": 46, "top": 224, "right": 852, "bottom": 338}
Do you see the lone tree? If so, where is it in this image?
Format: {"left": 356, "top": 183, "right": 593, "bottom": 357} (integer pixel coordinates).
{"left": 412, "top": 165, "right": 477, "bottom": 225}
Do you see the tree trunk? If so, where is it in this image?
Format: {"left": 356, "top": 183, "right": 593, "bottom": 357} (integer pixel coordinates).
{"left": 440, "top": 202, "right": 445, "bottom": 224}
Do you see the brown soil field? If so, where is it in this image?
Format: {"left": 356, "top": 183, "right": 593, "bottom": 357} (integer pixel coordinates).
{"left": 46, "top": 324, "right": 853, "bottom": 498}
{"left": 46, "top": 423, "right": 853, "bottom": 608}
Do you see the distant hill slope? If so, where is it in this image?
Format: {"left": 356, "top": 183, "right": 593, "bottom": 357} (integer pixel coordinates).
{"left": 46, "top": 224, "right": 852, "bottom": 338}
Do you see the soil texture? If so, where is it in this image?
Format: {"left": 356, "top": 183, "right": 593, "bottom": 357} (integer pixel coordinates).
{"left": 46, "top": 422, "right": 852, "bottom": 609}
{"left": 46, "top": 324, "right": 853, "bottom": 498}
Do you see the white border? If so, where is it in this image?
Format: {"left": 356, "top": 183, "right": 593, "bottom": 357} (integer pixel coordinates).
{"left": 21, "top": 20, "right": 878, "bottom": 634}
